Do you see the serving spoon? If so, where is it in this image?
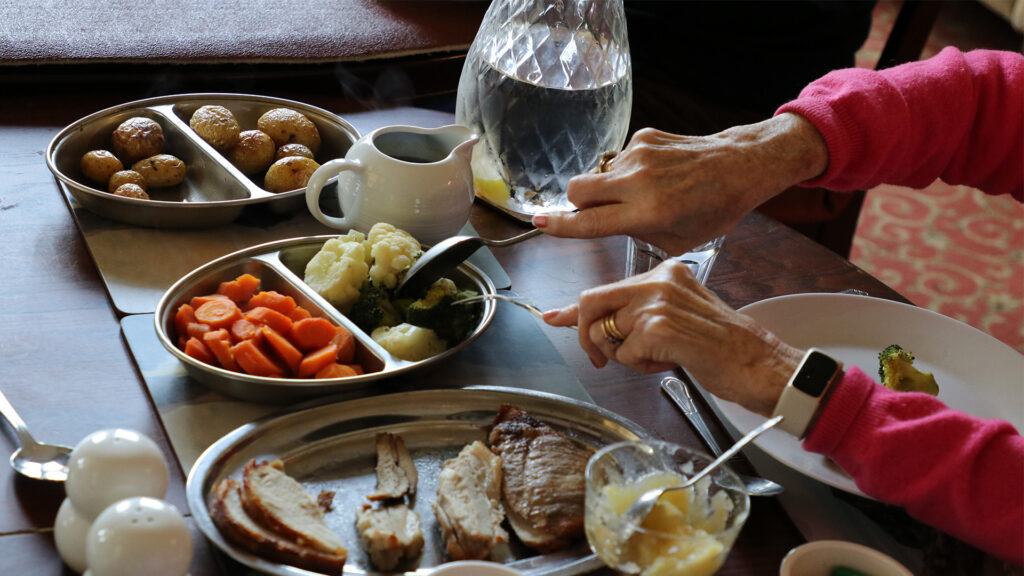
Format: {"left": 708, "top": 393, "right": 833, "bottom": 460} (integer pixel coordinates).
{"left": 0, "top": 388, "right": 72, "bottom": 482}
{"left": 623, "top": 415, "right": 783, "bottom": 531}
{"left": 396, "top": 227, "right": 544, "bottom": 296}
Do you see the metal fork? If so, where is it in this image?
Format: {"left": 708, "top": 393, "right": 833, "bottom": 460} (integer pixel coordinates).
{"left": 454, "top": 293, "right": 578, "bottom": 330}
{"left": 661, "top": 376, "right": 785, "bottom": 497}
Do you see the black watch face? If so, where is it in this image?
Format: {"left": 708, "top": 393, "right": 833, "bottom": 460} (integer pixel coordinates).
{"left": 793, "top": 351, "right": 839, "bottom": 397}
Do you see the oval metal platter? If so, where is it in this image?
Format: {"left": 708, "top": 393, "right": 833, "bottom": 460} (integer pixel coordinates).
{"left": 154, "top": 235, "right": 496, "bottom": 403}
{"left": 46, "top": 93, "right": 359, "bottom": 228}
{"left": 187, "top": 387, "right": 651, "bottom": 576}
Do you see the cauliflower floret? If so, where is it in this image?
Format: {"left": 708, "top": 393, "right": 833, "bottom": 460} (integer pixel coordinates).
{"left": 371, "top": 323, "right": 446, "bottom": 362}
{"left": 303, "top": 230, "right": 369, "bottom": 311}
{"left": 364, "top": 223, "right": 422, "bottom": 289}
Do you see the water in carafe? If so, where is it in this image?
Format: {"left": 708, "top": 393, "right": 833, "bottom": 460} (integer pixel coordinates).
{"left": 457, "top": 1, "right": 632, "bottom": 216}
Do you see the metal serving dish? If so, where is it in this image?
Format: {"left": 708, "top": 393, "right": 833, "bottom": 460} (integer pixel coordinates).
{"left": 154, "top": 235, "right": 496, "bottom": 402}
{"left": 187, "top": 387, "right": 651, "bottom": 576}
{"left": 46, "top": 93, "right": 359, "bottom": 228}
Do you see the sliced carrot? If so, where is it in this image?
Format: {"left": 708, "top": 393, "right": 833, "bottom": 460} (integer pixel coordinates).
{"left": 288, "top": 306, "right": 312, "bottom": 322}
{"left": 246, "top": 291, "right": 297, "bottom": 315}
{"left": 261, "top": 326, "right": 303, "bottom": 375}
{"left": 230, "top": 339, "right": 284, "bottom": 377}
{"left": 289, "top": 317, "right": 338, "bottom": 351}
{"left": 237, "top": 273, "right": 261, "bottom": 292}
{"left": 174, "top": 304, "right": 196, "bottom": 338}
{"left": 345, "top": 364, "right": 364, "bottom": 375}
{"left": 184, "top": 337, "right": 215, "bottom": 365}
{"left": 191, "top": 293, "right": 232, "bottom": 309}
{"left": 245, "top": 306, "right": 293, "bottom": 335}
{"left": 195, "top": 298, "right": 243, "bottom": 329}
{"left": 297, "top": 343, "right": 339, "bottom": 378}
{"left": 314, "top": 363, "right": 358, "bottom": 379}
{"left": 217, "top": 273, "right": 261, "bottom": 303}
{"left": 187, "top": 321, "right": 211, "bottom": 340}
{"left": 203, "top": 329, "right": 239, "bottom": 372}
{"left": 230, "top": 318, "right": 261, "bottom": 342}
{"left": 332, "top": 327, "right": 356, "bottom": 364}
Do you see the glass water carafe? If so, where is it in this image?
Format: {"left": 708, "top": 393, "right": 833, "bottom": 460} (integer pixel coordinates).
{"left": 456, "top": 0, "right": 632, "bottom": 219}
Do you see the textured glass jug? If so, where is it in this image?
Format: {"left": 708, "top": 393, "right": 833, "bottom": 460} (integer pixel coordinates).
{"left": 456, "top": 0, "right": 632, "bottom": 221}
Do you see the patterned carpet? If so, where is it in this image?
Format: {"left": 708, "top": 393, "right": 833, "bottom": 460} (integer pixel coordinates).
{"left": 850, "top": 0, "right": 1024, "bottom": 354}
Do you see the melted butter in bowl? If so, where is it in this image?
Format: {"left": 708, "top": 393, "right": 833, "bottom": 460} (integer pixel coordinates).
{"left": 585, "top": 441, "right": 750, "bottom": 576}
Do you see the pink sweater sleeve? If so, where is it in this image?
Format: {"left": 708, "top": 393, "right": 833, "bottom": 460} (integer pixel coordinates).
{"left": 775, "top": 47, "right": 1024, "bottom": 201}
{"left": 803, "top": 366, "right": 1024, "bottom": 564}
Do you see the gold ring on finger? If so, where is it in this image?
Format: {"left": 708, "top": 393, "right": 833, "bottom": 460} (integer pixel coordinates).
{"left": 601, "top": 314, "right": 625, "bottom": 346}
{"left": 598, "top": 151, "right": 617, "bottom": 174}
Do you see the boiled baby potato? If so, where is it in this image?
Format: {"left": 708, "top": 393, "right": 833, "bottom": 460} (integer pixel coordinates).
{"left": 131, "top": 154, "right": 187, "bottom": 188}
{"left": 107, "top": 170, "right": 146, "bottom": 194}
{"left": 112, "top": 183, "right": 149, "bottom": 200}
{"left": 81, "top": 150, "right": 124, "bottom": 184}
{"left": 257, "top": 108, "right": 321, "bottom": 154}
{"left": 275, "top": 143, "right": 315, "bottom": 161}
{"left": 190, "top": 105, "right": 241, "bottom": 151}
{"left": 264, "top": 156, "right": 320, "bottom": 193}
{"left": 228, "top": 130, "right": 276, "bottom": 175}
{"left": 111, "top": 117, "right": 165, "bottom": 163}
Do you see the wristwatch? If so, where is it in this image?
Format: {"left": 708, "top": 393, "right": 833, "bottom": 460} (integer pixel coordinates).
{"left": 772, "top": 348, "right": 844, "bottom": 439}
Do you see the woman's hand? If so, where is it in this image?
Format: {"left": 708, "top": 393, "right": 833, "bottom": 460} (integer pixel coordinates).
{"left": 543, "top": 260, "right": 805, "bottom": 416}
{"left": 533, "top": 113, "right": 829, "bottom": 256}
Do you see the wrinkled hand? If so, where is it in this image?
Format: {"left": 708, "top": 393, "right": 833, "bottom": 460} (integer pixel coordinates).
{"left": 534, "top": 113, "right": 829, "bottom": 256}
{"left": 543, "top": 260, "right": 805, "bottom": 416}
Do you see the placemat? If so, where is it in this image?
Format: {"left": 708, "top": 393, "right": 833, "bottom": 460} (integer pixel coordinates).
{"left": 121, "top": 302, "right": 591, "bottom": 474}
{"left": 64, "top": 189, "right": 511, "bottom": 315}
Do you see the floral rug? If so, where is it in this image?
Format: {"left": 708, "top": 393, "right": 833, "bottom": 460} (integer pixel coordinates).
{"left": 850, "top": 1, "right": 1024, "bottom": 354}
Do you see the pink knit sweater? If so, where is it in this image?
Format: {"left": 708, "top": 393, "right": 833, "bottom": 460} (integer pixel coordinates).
{"left": 776, "top": 47, "right": 1024, "bottom": 564}
{"left": 778, "top": 47, "right": 1023, "bottom": 200}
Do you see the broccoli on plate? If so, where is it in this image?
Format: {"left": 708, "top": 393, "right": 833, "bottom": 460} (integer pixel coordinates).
{"left": 878, "top": 344, "right": 939, "bottom": 396}
{"left": 404, "top": 278, "right": 481, "bottom": 344}
{"left": 348, "top": 279, "right": 401, "bottom": 334}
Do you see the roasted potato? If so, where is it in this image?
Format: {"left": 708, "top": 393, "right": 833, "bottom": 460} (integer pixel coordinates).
{"left": 107, "top": 169, "right": 146, "bottom": 194}
{"left": 81, "top": 150, "right": 124, "bottom": 184}
{"left": 112, "top": 183, "right": 149, "bottom": 200}
{"left": 275, "top": 143, "right": 315, "bottom": 161}
{"left": 257, "top": 108, "right": 321, "bottom": 153}
{"left": 264, "top": 156, "right": 320, "bottom": 192}
{"left": 131, "top": 154, "right": 187, "bottom": 188}
{"left": 111, "top": 117, "right": 165, "bottom": 163}
{"left": 190, "top": 105, "right": 241, "bottom": 151}
{"left": 228, "top": 130, "right": 276, "bottom": 175}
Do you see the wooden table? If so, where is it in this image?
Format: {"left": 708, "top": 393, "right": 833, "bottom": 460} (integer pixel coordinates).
{"left": 0, "top": 61, "right": 935, "bottom": 575}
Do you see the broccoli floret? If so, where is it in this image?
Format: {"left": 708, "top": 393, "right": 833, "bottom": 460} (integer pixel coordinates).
{"left": 347, "top": 279, "right": 401, "bottom": 333}
{"left": 455, "top": 288, "right": 479, "bottom": 302}
{"left": 878, "top": 344, "right": 939, "bottom": 396}
{"left": 416, "top": 277, "right": 459, "bottom": 307}
{"left": 403, "top": 278, "right": 480, "bottom": 344}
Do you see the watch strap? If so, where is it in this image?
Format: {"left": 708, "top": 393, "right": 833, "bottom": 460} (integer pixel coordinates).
{"left": 772, "top": 348, "right": 843, "bottom": 439}
{"left": 773, "top": 383, "right": 821, "bottom": 438}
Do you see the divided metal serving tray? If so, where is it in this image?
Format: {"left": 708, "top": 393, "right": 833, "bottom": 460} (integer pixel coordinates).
{"left": 187, "top": 387, "right": 651, "bottom": 576}
{"left": 154, "top": 235, "right": 496, "bottom": 403}
{"left": 46, "top": 93, "right": 359, "bottom": 228}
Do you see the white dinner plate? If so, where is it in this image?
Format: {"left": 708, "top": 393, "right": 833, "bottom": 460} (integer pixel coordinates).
{"left": 708, "top": 293, "right": 1024, "bottom": 497}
